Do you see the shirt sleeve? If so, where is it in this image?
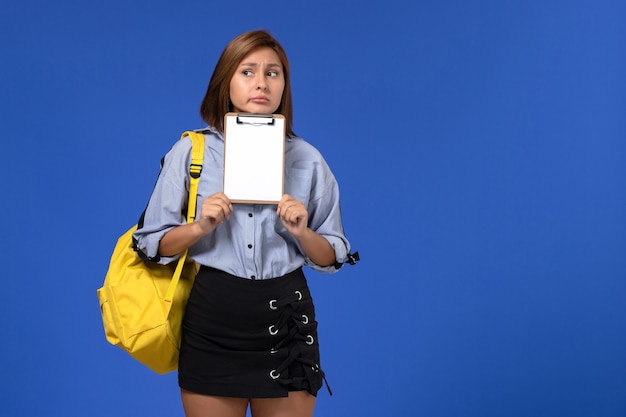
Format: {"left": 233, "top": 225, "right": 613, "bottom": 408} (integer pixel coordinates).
{"left": 303, "top": 154, "right": 352, "bottom": 273}
{"left": 132, "top": 138, "right": 193, "bottom": 265}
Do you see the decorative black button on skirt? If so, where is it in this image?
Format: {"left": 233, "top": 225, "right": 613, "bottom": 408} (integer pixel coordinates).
{"left": 178, "top": 266, "right": 329, "bottom": 398}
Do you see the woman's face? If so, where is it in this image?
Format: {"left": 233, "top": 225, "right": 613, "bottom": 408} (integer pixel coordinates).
{"left": 229, "top": 47, "right": 285, "bottom": 114}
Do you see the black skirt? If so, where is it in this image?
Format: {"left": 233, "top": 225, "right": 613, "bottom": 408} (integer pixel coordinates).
{"left": 178, "top": 266, "right": 329, "bottom": 398}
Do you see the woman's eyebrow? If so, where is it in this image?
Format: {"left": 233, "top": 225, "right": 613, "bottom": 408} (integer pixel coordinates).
{"left": 240, "top": 62, "right": 281, "bottom": 68}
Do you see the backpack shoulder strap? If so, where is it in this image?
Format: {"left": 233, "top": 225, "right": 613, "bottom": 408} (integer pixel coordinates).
{"left": 163, "top": 131, "right": 204, "bottom": 304}
{"left": 180, "top": 131, "right": 205, "bottom": 224}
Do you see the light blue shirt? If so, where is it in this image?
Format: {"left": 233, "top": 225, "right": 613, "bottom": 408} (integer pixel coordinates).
{"left": 133, "top": 126, "right": 351, "bottom": 280}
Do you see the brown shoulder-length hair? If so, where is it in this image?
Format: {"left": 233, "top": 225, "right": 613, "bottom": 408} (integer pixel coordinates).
{"left": 200, "top": 30, "right": 295, "bottom": 137}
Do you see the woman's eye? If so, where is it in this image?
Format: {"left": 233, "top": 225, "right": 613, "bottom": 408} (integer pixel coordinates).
{"left": 267, "top": 71, "right": 278, "bottom": 77}
{"left": 243, "top": 70, "right": 253, "bottom": 76}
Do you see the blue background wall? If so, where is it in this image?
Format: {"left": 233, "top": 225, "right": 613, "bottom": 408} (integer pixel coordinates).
{"left": 1, "top": 0, "right": 625, "bottom": 416}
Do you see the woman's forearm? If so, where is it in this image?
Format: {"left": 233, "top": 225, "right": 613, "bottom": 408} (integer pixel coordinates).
{"left": 297, "top": 228, "right": 336, "bottom": 267}
{"left": 158, "top": 222, "right": 213, "bottom": 257}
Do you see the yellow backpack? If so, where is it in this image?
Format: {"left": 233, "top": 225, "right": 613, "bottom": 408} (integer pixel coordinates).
{"left": 97, "top": 131, "right": 204, "bottom": 374}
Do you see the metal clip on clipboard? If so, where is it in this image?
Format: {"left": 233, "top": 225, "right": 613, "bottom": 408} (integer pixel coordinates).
{"left": 236, "top": 113, "right": 276, "bottom": 126}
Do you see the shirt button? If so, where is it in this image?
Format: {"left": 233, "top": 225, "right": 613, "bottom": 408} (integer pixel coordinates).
{"left": 248, "top": 244, "right": 253, "bottom": 249}
{"left": 248, "top": 213, "right": 253, "bottom": 217}
{"left": 251, "top": 275, "right": 256, "bottom": 280}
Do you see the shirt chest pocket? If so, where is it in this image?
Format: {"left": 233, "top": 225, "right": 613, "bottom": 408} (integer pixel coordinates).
{"left": 196, "top": 159, "right": 224, "bottom": 205}
{"left": 284, "top": 167, "right": 313, "bottom": 209}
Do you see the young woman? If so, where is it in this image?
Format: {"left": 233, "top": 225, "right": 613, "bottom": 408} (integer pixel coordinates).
{"left": 133, "top": 30, "right": 353, "bottom": 417}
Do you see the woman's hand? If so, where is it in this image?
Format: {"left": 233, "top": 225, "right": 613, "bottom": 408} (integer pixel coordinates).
{"left": 277, "top": 194, "right": 336, "bottom": 266}
{"left": 198, "top": 192, "right": 233, "bottom": 233}
{"left": 277, "top": 194, "right": 308, "bottom": 238}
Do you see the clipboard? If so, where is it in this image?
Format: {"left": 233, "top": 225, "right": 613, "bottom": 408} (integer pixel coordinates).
{"left": 223, "top": 112, "right": 286, "bottom": 204}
